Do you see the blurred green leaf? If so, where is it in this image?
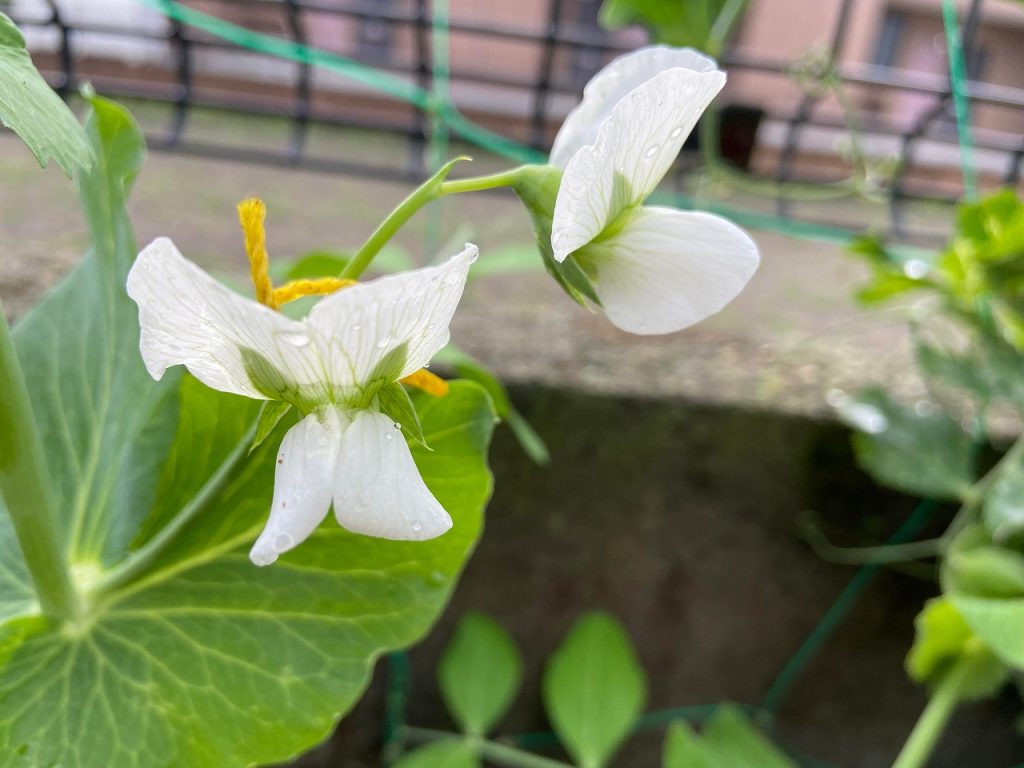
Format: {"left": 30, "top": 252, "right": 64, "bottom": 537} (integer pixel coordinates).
{"left": 848, "top": 235, "right": 933, "bottom": 304}
{"left": 438, "top": 613, "right": 523, "bottom": 736}
{"left": 283, "top": 243, "right": 414, "bottom": 281}
{"left": 598, "top": 0, "right": 746, "bottom": 53}
{"left": 983, "top": 448, "right": 1024, "bottom": 543}
{"left": 938, "top": 190, "right": 1024, "bottom": 350}
{"left": 906, "top": 597, "right": 1009, "bottom": 699}
{"left": 468, "top": 243, "right": 543, "bottom": 280}
{"left": 283, "top": 249, "right": 349, "bottom": 280}
{"left": 542, "top": 612, "right": 646, "bottom": 768}
{"left": 662, "top": 721, "right": 711, "bottom": 768}
{"left": 951, "top": 594, "right": 1024, "bottom": 672}
{"left": 0, "top": 12, "right": 93, "bottom": 175}
{"left": 392, "top": 740, "right": 480, "bottom": 768}
{"left": 435, "top": 345, "right": 549, "bottom": 465}
{"left": 836, "top": 388, "right": 975, "bottom": 500}
{"left": 699, "top": 706, "right": 797, "bottom": 768}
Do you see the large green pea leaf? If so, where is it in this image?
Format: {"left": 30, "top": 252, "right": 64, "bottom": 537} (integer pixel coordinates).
{"left": 0, "top": 95, "right": 496, "bottom": 767}
{"left": 0, "top": 12, "right": 93, "bottom": 175}
{"left": 542, "top": 612, "right": 646, "bottom": 768}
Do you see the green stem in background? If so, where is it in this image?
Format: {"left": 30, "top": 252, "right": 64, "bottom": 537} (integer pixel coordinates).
{"left": 0, "top": 301, "right": 82, "bottom": 621}
{"left": 940, "top": 0, "right": 977, "bottom": 201}
{"left": 891, "top": 654, "right": 977, "bottom": 768}
{"left": 341, "top": 163, "right": 526, "bottom": 280}
{"left": 706, "top": 0, "right": 747, "bottom": 57}
{"left": 403, "top": 727, "right": 574, "bottom": 768}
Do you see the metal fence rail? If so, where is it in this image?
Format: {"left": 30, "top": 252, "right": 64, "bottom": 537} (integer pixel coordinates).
{"left": 6, "top": 0, "right": 1024, "bottom": 242}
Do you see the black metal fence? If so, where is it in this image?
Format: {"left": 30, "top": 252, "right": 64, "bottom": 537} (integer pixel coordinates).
{"left": 6, "top": 0, "right": 1024, "bottom": 241}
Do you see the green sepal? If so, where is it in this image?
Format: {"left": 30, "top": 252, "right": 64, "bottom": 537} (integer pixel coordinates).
{"left": 378, "top": 381, "right": 428, "bottom": 449}
{"left": 250, "top": 400, "right": 294, "bottom": 454}
{"left": 511, "top": 165, "right": 601, "bottom": 308}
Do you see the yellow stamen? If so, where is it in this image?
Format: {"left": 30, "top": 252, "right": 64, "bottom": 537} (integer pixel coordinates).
{"left": 237, "top": 197, "right": 277, "bottom": 308}
{"left": 401, "top": 369, "right": 449, "bottom": 397}
{"left": 272, "top": 277, "right": 357, "bottom": 306}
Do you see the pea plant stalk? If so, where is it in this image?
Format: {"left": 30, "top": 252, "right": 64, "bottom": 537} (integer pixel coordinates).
{"left": 0, "top": 299, "right": 83, "bottom": 622}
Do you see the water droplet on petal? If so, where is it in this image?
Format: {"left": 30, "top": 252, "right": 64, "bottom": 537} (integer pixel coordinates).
{"left": 670, "top": 126, "right": 683, "bottom": 139}
{"left": 411, "top": 521, "right": 423, "bottom": 532}
{"left": 376, "top": 335, "right": 395, "bottom": 349}
{"left": 385, "top": 433, "right": 393, "bottom": 441}
{"left": 351, "top": 323, "right": 361, "bottom": 332}
{"left": 393, "top": 422, "right": 401, "bottom": 431}
{"left": 644, "top": 144, "right": 659, "bottom": 159}
{"left": 273, "top": 533, "right": 294, "bottom": 552}
{"left": 281, "top": 331, "right": 310, "bottom": 347}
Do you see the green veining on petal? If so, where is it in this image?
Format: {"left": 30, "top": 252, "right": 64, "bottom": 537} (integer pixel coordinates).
{"left": 240, "top": 348, "right": 320, "bottom": 412}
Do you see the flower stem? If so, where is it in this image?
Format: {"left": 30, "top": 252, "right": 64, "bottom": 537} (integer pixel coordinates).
{"left": 342, "top": 162, "right": 526, "bottom": 280}
{"left": 0, "top": 301, "right": 82, "bottom": 621}
{"left": 438, "top": 168, "right": 525, "bottom": 196}
{"left": 403, "top": 727, "right": 574, "bottom": 768}
{"left": 891, "top": 657, "right": 974, "bottom": 768}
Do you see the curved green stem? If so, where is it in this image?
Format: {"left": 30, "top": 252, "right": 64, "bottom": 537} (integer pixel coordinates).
{"left": 438, "top": 168, "right": 526, "bottom": 196}
{"left": 892, "top": 656, "right": 975, "bottom": 768}
{"left": 341, "top": 161, "right": 526, "bottom": 281}
{"left": 403, "top": 727, "right": 574, "bottom": 768}
{"left": 0, "top": 301, "right": 82, "bottom": 621}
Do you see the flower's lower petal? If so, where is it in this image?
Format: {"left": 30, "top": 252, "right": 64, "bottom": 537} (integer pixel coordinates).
{"left": 332, "top": 410, "right": 451, "bottom": 541}
{"left": 306, "top": 245, "right": 477, "bottom": 395}
{"left": 127, "top": 237, "right": 323, "bottom": 400}
{"left": 581, "top": 206, "right": 759, "bottom": 335}
{"left": 249, "top": 412, "right": 341, "bottom": 566}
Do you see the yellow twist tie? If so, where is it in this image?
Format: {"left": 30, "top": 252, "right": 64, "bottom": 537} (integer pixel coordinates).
{"left": 400, "top": 369, "right": 449, "bottom": 397}
{"left": 273, "top": 278, "right": 357, "bottom": 306}
{"left": 237, "top": 197, "right": 277, "bottom": 308}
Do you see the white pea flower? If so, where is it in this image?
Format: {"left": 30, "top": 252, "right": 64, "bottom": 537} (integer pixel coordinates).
{"left": 126, "top": 236, "right": 477, "bottom": 566}
{"left": 549, "top": 45, "right": 760, "bottom": 335}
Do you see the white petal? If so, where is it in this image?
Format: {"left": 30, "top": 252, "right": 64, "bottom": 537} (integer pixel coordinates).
{"left": 550, "top": 45, "right": 720, "bottom": 167}
{"left": 249, "top": 411, "right": 342, "bottom": 566}
{"left": 306, "top": 245, "right": 477, "bottom": 396}
{"left": 552, "top": 66, "right": 726, "bottom": 262}
{"left": 127, "top": 238, "right": 326, "bottom": 400}
{"left": 332, "top": 410, "right": 451, "bottom": 541}
{"left": 579, "top": 206, "right": 759, "bottom": 335}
